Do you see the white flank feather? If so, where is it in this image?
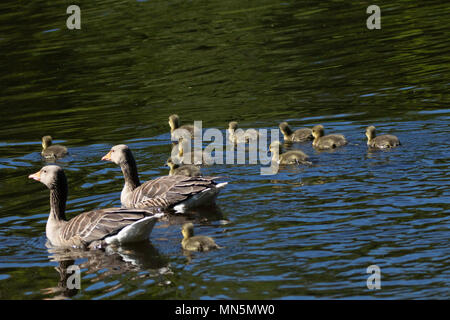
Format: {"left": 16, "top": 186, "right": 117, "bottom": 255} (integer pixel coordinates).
{"left": 105, "top": 213, "right": 164, "bottom": 244}
{"left": 173, "top": 182, "right": 228, "bottom": 213}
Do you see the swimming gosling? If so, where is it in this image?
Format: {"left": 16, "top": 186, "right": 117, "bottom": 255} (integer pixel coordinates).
{"left": 181, "top": 222, "right": 221, "bottom": 252}
{"left": 269, "top": 141, "right": 311, "bottom": 165}
{"left": 228, "top": 121, "right": 259, "bottom": 144}
{"left": 167, "top": 157, "right": 202, "bottom": 177}
{"left": 172, "top": 137, "right": 213, "bottom": 165}
{"left": 279, "top": 122, "right": 313, "bottom": 142}
{"left": 41, "top": 136, "right": 68, "bottom": 159}
{"left": 366, "top": 126, "right": 401, "bottom": 149}
{"left": 169, "top": 114, "right": 195, "bottom": 136}
{"left": 311, "top": 125, "right": 347, "bottom": 149}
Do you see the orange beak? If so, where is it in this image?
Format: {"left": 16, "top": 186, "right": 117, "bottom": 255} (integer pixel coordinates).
{"left": 101, "top": 151, "right": 112, "bottom": 161}
{"left": 28, "top": 170, "right": 41, "bottom": 181}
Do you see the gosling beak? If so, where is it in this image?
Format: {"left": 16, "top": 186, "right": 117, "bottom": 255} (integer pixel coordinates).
{"left": 28, "top": 170, "right": 41, "bottom": 181}
{"left": 101, "top": 151, "right": 112, "bottom": 161}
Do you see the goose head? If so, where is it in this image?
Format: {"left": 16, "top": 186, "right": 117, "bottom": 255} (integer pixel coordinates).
{"left": 101, "top": 144, "right": 130, "bottom": 165}
{"left": 312, "top": 125, "right": 325, "bottom": 139}
{"left": 29, "top": 165, "right": 66, "bottom": 190}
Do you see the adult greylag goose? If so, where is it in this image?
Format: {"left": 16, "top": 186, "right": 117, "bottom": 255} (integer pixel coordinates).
{"left": 41, "top": 136, "right": 68, "bottom": 159}
{"left": 169, "top": 114, "right": 196, "bottom": 137}
{"left": 181, "top": 222, "right": 221, "bottom": 252}
{"left": 28, "top": 165, "right": 163, "bottom": 249}
{"left": 166, "top": 157, "right": 202, "bottom": 177}
{"left": 312, "top": 125, "right": 347, "bottom": 149}
{"left": 101, "top": 144, "right": 227, "bottom": 213}
{"left": 269, "top": 141, "right": 311, "bottom": 165}
{"left": 365, "top": 126, "right": 401, "bottom": 149}
{"left": 279, "top": 122, "right": 313, "bottom": 142}
{"left": 228, "top": 121, "right": 259, "bottom": 144}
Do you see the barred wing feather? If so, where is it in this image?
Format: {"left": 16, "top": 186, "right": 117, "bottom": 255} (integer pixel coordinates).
{"left": 61, "top": 208, "right": 159, "bottom": 244}
{"left": 130, "top": 175, "right": 220, "bottom": 209}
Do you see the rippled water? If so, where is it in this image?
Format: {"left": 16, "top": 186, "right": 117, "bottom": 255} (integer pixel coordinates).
{"left": 0, "top": 1, "right": 449, "bottom": 299}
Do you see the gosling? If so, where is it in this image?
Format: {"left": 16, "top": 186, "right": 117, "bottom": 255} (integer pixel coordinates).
{"left": 181, "top": 222, "right": 221, "bottom": 252}
{"left": 172, "top": 137, "right": 213, "bottom": 165}
{"left": 279, "top": 122, "right": 313, "bottom": 142}
{"left": 41, "top": 136, "right": 68, "bottom": 159}
{"left": 169, "top": 114, "right": 195, "bottom": 137}
{"left": 365, "top": 126, "right": 401, "bottom": 149}
{"left": 311, "top": 125, "right": 347, "bottom": 149}
{"left": 167, "top": 157, "right": 202, "bottom": 177}
{"left": 228, "top": 121, "right": 259, "bottom": 144}
{"left": 269, "top": 141, "right": 311, "bottom": 165}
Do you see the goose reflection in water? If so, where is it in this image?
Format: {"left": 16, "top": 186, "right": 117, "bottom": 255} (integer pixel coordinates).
{"left": 42, "top": 242, "right": 171, "bottom": 299}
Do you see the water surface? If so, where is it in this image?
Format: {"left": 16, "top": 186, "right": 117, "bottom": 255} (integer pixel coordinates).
{"left": 0, "top": 0, "right": 449, "bottom": 299}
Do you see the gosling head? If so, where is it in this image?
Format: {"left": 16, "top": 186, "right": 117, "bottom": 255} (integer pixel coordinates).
{"left": 166, "top": 157, "right": 179, "bottom": 169}
{"left": 366, "top": 125, "right": 376, "bottom": 141}
{"left": 168, "top": 114, "right": 180, "bottom": 131}
{"left": 42, "top": 136, "right": 53, "bottom": 150}
{"left": 28, "top": 165, "right": 67, "bottom": 191}
{"left": 228, "top": 122, "right": 239, "bottom": 138}
{"left": 101, "top": 144, "right": 132, "bottom": 165}
{"left": 279, "top": 122, "right": 293, "bottom": 137}
{"left": 228, "top": 121, "right": 238, "bottom": 131}
{"left": 182, "top": 222, "right": 195, "bottom": 239}
{"left": 312, "top": 125, "right": 325, "bottom": 139}
{"left": 269, "top": 140, "right": 283, "bottom": 154}
{"left": 176, "top": 137, "right": 186, "bottom": 156}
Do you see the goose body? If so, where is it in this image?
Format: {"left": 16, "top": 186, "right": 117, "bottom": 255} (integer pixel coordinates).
{"left": 269, "top": 141, "right": 311, "bottom": 165}
{"left": 312, "top": 125, "right": 347, "bottom": 149}
{"left": 28, "top": 165, "right": 163, "bottom": 249}
{"left": 41, "top": 136, "right": 68, "bottom": 159}
{"left": 102, "top": 145, "right": 227, "bottom": 213}
{"left": 366, "top": 126, "right": 400, "bottom": 149}
{"left": 181, "top": 223, "right": 221, "bottom": 252}
{"left": 279, "top": 122, "right": 313, "bottom": 142}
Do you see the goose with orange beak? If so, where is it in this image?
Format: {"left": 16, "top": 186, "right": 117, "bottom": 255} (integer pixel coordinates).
{"left": 28, "top": 165, "right": 164, "bottom": 249}
{"left": 101, "top": 144, "right": 227, "bottom": 213}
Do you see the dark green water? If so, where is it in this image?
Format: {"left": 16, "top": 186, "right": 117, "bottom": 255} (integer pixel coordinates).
{"left": 0, "top": 0, "right": 449, "bottom": 299}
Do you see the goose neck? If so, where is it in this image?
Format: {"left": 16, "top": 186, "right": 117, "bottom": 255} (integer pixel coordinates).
{"left": 49, "top": 183, "right": 67, "bottom": 221}
{"left": 120, "top": 157, "right": 141, "bottom": 191}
